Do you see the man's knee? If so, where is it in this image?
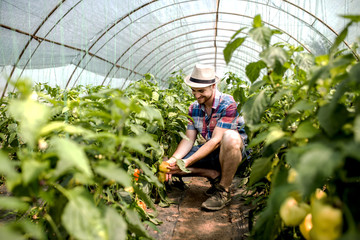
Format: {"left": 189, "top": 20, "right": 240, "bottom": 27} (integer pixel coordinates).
{"left": 221, "top": 130, "right": 243, "bottom": 151}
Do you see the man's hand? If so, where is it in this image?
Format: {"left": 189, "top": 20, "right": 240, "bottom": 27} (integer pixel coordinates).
{"left": 166, "top": 157, "right": 190, "bottom": 181}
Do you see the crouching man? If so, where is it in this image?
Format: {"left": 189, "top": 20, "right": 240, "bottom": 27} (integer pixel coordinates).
{"left": 165, "top": 64, "right": 248, "bottom": 211}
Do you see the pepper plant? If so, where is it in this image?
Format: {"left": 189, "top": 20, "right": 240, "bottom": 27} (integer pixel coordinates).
{"left": 224, "top": 14, "right": 360, "bottom": 239}
{"left": 0, "top": 73, "right": 192, "bottom": 239}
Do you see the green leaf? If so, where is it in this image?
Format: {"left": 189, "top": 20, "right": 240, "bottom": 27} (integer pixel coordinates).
{"left": 330, "top": 22, "right": 351, "bottom": 56}
{"left": 296, "top": 144, "right": 343, "bottom": 197}
{"left": 104, "top": 207, "right": 127, "bottom": 240}
{"left": 341, "top": 15, "right": 360, "bottom": 22}
{"left": 8, "top": 99, "right": 50, "bottom": 148}
{"left": 176, "top": 159, "right": 191, "bottom": 173}
{"left": 134, "top": 185, "right": 155, "bottom": 210}
{"left": 260, "top": 46, "right": 289, "bottom": 69}
{"left": 249, "top": 130, "right": 269, "bottom": 147}
{"left": 293, "top": 121, "right": 320, "bottom": 139}
{"left": 22, "top": 160, "right": 49, "bottom": 185}
{"left": 124, "top": 208, "right": 153, "bottom": 239}
{"left": 355, "top": 115, "right": 360, "bottom": 143}
{"left": 265, "top": 126, "right": 285, "bottom": 146}
{"left": 224, "top": 37, "right": 246, "bottom": 65}
{"left": 242, "top": 89, "right": 269, "bottom": 125}
{"left": 131, "top": 158, "right": 162, "bottom": 188}
{"left": 270, "top": 89, "right": 292, "bottom": 106}
{"left": 123, "top": 134, "right": 157, "bottom": 157}
{"left": 252, "top": 15, "right": 263, "bottom": 28}
{"left": 342, "top": 142, "right": 360, "bottom": 161}
{"left": 94, "top": 161, "right": 131, "bottom": 187}
{"left": 52, "top": 138, "right": 93, "bottom": 178}
{"left": 0, "top": 220, "right": 45, "bottom": 240}
{"left": 249, "top": 156, "right": 272, "bottom": 186}
{"left": 308, "top": 65, "right": 331, "bottom": 89}
{"left": 0, "top": 224, "right": 25, "bottom": 240}
{"left": 294, "top": 53, "right": 314, "bottom": 71}
{"left": 289, "top": 100, "right": 316, "bottom": 114}
{"left": 249, "top": 26, "right": 273, "bottom": 47}
{"left": 318, "top": 103, "right": 348, "bottom": 137}
{"left": 0, "top": 196, "right": 29, "bottom": 211}
{"left": 62, "top": 188, "right": 105, "bottom": 240}
{"left": 349, "top": 62, "right": 360, "bottom": 85}
{"left": 39, "top": 121, "right": 94, "bottom": 138}
{"left": 246, "top": 61, "right": 267, "bottom": 83}
{"left": 230, "top": 27, "right": 247, "bottom": 40}
{"left": 0, "top": 151, "right": 19, "bottom": 180}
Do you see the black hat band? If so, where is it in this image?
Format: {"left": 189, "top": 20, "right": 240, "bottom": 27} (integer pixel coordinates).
{"left": 189, "top": 77, "right": 216, "bottom": 84}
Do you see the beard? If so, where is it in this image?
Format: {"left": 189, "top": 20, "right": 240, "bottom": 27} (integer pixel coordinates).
{"left": 196, "top": 90, "right": 214, "bottom": 105}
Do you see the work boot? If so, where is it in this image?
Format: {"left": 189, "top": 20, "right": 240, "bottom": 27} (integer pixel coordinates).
{"left": 205, "top": 176, "right": 221, "bottom": 196}
{"left": 201, "top": 184, "right": 231, "bottom": 211}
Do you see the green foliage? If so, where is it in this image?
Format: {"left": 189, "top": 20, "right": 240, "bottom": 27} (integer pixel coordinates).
{"left": 0, "top": 74, "right": 192, "bottom": 239}
{"left": 224, "top": 14, "right": 360, "bottom": 239}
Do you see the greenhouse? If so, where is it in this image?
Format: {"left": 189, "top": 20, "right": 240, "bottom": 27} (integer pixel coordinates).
{"left": 0, "top": 0, "right": 359, "bottom": 239}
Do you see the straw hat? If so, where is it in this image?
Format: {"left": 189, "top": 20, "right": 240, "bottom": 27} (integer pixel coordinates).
{"left": 184, "top": 64, "right": 220, "bottom": 88}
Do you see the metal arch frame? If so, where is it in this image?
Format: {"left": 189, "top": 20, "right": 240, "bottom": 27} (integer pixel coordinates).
{"left": 105, "top": 0, "right": 339, "bottom": 83}
{"left": 16, "top": 0, "right": 83, "bottom": 83}
{"left": 121, "top": 34, "right": 261, "bottom": 85}
{"left": 123, "top": 29, "right": 261, "bottom": 81}
{"left": 67, "top": 0, "right": 198, "bottom": 88}
{"left": 157, "top": 57, "right": 249, "bottom": 87}
{"left": 1, "top": 0, "right": 354, "bottom": 96}
{"left": 104, "top": 35, "right": 259, "bottom": 87}
{"left": 150, "top": 44, "right": 260, "bottom": 83}
{"left": 96, "top": 0, "right": 334, "bottom": 85}
{"left": 105, "top": 12, "right": 312, "bottom": 87}
{"left": 159, "top": 63, "right": 249, "bottom": 88}
{"left": 0, "top": 24, "right": 137, "bottom": 80}
{"left": 1, "top": 0, "right": 68, "bottom": 98}
{"left": 156, "top": 50, "right": 254, "bottom": 82}
{"left": 0, "top": 0, "right": 146, "bottom": 95}
{"left": 155, "top": 47, "right": 257, "bottom": 82}
{"left": 66, "top": 0, "right": 161, "bottom": 88}
{"left": 147, "top": 39, "right": 260, "bottom": 78}
{"left": 113, "top": 21, "right": 301, "bottom": 87}
{"left": 281, "top": 0, "right": 358, "bottom": 60}
{"left": 158, "top": 61, "right": 248, "bottom": 88}
{"left": 179, "top": 62, "right": 250, "bottom": 83}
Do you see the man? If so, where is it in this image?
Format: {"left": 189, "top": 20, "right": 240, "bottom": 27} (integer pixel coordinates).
{"left": 165, "top": 64, "right": 248, "bottom": 211}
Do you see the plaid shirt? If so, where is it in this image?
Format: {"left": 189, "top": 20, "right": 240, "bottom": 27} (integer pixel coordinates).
{"left": 187, "top": 89, "right": 247, "bottom": 143}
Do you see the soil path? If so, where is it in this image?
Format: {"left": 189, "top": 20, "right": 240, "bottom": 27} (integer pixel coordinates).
{"left": 147, "top": 177, "right": 251, "bottom": 240}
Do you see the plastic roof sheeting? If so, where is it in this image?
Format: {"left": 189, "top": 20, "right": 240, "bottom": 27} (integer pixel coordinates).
{"left": 1, "top": 0, "right": 359, "bottom": 96}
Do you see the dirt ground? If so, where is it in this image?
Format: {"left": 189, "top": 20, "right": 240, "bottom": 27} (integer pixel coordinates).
{"left": 147, "top": 176, "right": 252, "bottom": 240}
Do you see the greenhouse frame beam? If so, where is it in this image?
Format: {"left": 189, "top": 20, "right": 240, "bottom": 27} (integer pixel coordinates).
{"left": 214, "top": 0, "right": 221, "bottom": 71}
{"left": 156, "top": 49, "right": 254, "bottom": 82}
{"left": 282, "top": 0, "right": 359, "bottom": 61}
{"left": 105, "top": 12, "right": 311, "bottom": 86}
{"left": 158, "top": 57, "right": 249, "bottom": 87}
{"left": 105, "top": 0, "right": 335, "bottom": 82}
{"left": 67, "top": 0, "right": 196, "bottom": 88}
{"left": 147, "top": 43, "right": 260, "bottom": 83}
{"left": 16, "top": 0, "right": 83, "bottom": 84}
{"left": 66, "top": 0, "right": 158, "bottom": 88}
{"left": 1, "top": 0, "right": 67, "bottom": 98}
{"left": 0, "top": 23, "right": 138, "bottom": 78}
{"left": 69, "top": 0, "right": 334, "bottom": 87}
{"left": 125, "top": 31, "right": 260, "bottom": 81}
{"left": 118, "top": 23, "right": 298, "bottom": 86}
{"left": 116, "top": 44, "right": 253, "bottom": 88}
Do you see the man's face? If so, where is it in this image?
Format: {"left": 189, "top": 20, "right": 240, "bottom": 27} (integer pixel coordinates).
{"left": 191, "top": 85, "right": 214, "bottom": 105}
